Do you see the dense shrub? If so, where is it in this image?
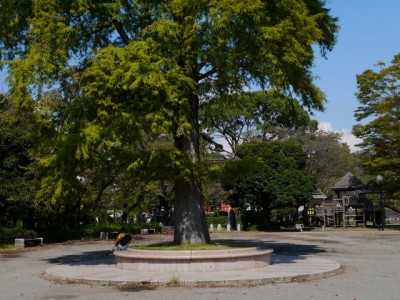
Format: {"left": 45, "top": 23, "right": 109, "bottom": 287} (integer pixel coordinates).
{"left": 240, "top": 210, "right": 266, "bottom": 231}
{"left": 248, "top": 224, "right": 260, "bottom": 231}
{"left": 0, "top": 226, "right": 37, "bottom": 245}
{"left": 206, "top": 215, "right": 228, "bottom": 227}
{"left": 206, "top": 213, "right": 242, "bottom": 229}
{"left": 37, "top": 222, "right": 163, "bottom": 243}
{"left": 37, "top": 227, "right": 84, "bottom": 243}
{"left": 0, "top": 221, "right": 165, "bottom": 245}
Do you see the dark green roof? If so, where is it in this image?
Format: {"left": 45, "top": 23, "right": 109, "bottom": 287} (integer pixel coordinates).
{"left": 332, "top": 172, "right": 365, "bottom": 191}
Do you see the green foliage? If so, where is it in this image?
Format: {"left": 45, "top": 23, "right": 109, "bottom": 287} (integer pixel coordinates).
{"left": 36, "top": 222, "right": 162, "bottom": 243}
{"left": 206, "top": 215, "right": 227, "bottom": 227}
{"left": 248, "top": 225, "right": 261, "bottom": 232}
{"left": 0, "top": 0, "right": 338, "bottom": 243}
{"left": 353, "top": 54, "right": 400, "bottom": 202}
{"left": 200, "top": 91, "right": 318, "bottom": 155}
{"left": 219, "top": 141, "right": 315, "bottom": 223}
{"left": 300, "top": 130, "right": 363, "bottom": 197}
{"left": 0, "top": 95, "right": 39, "bottom": 227}
{"left": 0, "top": 225, "right": 37, "bottom": 245}
{"left": 240, "top": 210, "right": 267, "bottom": 231}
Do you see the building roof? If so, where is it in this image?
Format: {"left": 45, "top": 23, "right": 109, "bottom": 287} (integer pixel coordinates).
{"left": 332, "top": 172, "right": 365, "bottom": 191}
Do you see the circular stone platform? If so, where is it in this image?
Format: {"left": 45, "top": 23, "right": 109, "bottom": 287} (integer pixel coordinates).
{"left": 45, "top": 254, "right": 341, "bottom": 286}
{"left": 114, "top": 247, "right": 273, "bottom": 272}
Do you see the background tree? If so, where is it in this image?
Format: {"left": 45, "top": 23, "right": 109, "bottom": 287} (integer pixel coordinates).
{"left": 1, "top": 0, "right": 338, "bottom": 244}
{"left": 353, "top": 54, "right": 400, "bottom": 211}
{"left": 301, "top": 130, "right": 363, "bottom": 197}
{"left": 200, "top": 91, "right": 317, "bottom": 156}
{"left": 0, "top": 94, "right": 36, "bottom": 227}
{"left": 219, "top": 141, "right": 315, "bottom": 228}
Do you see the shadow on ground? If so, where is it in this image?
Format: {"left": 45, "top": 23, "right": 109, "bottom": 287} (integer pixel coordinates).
{"left": 42, "top": 236, "right": 326, "bottom": 267}
{"left": 42, "top": 250, "right": 115, "bottom": 266}
{"left": 213, "top": 238, "right": 325, "bottom": 253}
{"left": 210, "top": 238, "right": 326, "bottom": 264}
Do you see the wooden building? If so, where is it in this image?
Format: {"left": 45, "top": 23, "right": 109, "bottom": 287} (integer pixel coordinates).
{"left": 328, "top": 172, "right": 372, "bottom": 227}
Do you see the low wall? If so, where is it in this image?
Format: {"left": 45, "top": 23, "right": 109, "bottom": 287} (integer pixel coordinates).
{"left": 114, "top": 247, "right": 273, "bottom": 272}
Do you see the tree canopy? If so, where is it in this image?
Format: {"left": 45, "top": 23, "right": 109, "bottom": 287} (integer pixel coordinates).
{"left": 200, "top": 91, "right": 318, "bottom": 156}
{"left": 219, "top": 140, "right": 315, "bottom": 226}
{"left": 0, "top": 95, "right": 34, "bottom": 225}
{"left": 1, "top": 0, "right": 338, "bottom": 243}
{"left": 353, "top": 53, "right": 400, "bottom": 207}
{"left": 301, "top": 130, "right": 363, "bottom": 197}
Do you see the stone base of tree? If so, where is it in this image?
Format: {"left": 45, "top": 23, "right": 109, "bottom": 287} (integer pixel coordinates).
{"left": 114, "top": 247, "right": 273, "bottom": 272}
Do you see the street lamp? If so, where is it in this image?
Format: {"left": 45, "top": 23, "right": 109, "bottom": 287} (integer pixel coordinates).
{"left": 376, "top": 175, "right": 385, "bottom": 231}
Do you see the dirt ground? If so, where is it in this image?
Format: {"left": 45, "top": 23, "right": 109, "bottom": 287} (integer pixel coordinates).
{"left": 1, "top": 228, "right": 399, "bottom": 300}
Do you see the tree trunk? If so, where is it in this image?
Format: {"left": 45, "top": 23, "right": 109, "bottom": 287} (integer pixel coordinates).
{"left": 173, "top": 95, "right": 210, "bottom": 244}
{"left": 173, "top": 177, "right": 210, "bottom": 244}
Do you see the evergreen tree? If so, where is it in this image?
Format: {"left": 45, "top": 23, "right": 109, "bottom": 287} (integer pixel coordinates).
{"left": 219, "top": 141, "right": 315, "bottom": 226}
{"left": 353, "top": 54, "right": 400, "bottom": 211}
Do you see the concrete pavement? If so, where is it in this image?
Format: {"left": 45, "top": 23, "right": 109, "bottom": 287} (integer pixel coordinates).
{"left": 2, "top": 230, "right": 400, "bottom": 300}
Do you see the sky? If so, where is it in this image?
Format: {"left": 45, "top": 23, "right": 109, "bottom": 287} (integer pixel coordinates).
{"left": 311, "top": 0, "right": 400, "bottom": 151}
{"left": 1, "top": 1, "right": 399, "bottom": 152}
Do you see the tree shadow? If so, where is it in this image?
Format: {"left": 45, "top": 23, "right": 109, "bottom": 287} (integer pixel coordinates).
{"left": 42, "top": 250, "right": 115, "bottom": 266}
{"left": 42, "top": 238, "right": 326, "bottom": 267}
{"left": 212, "top": 238, "right": 326, "bottom": 264}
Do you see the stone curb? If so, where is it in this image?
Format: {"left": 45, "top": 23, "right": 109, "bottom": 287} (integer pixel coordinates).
{"left": 45, "top": 255, "right": 341, "bottom": 287}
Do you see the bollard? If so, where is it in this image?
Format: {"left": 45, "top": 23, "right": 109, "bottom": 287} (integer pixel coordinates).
{"left": 210, "top": 224, "right": 214, "bottom": 232}
{"left": 237, "top": 224, "right": 241, "bottom": 232}
{"left": 217, "top": 224, "right": 222, "bottom": 231}
{"left": 227, "top": 224, "right": 231, "bottom": 231}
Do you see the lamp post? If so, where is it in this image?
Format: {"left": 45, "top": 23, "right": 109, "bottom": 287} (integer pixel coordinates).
{"left": 376, "top": 175, "right": 385, "bottom": 231}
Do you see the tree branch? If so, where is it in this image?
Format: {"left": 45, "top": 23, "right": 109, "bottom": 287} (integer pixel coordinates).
{"left": 112, "top": 19, "right": 130, "bottom": 45}
{"left": 198, "top": 67, "right": 218, "bottom": 81}
{"left": 200, "top": 132, "right": 224, "bottom": 152}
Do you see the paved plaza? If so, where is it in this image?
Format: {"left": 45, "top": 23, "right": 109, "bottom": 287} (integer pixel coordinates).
{"left": 1, "top": 229, "right": 399, "bottom": 299}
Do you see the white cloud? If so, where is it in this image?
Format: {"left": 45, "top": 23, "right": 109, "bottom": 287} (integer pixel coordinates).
{"left": 318, "top": 122, "right": 333, "bottom": 132}
{"left": 340, "top": 128, "right": 362, "bottom": 152}
{"left": 318, "top": 122, "right": 362, "bottom": 152}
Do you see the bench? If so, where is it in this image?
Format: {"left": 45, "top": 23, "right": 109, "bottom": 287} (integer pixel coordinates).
{"left": 14, "top": 238, "right": 43, "bottom": 248}
{"left": 295, "top": 224, "right": 304, "bottom": 232}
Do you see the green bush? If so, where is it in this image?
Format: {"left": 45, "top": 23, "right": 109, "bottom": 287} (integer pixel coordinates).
{"left": 0, "top": 226, "right": 37, "bottom": 245}
{"left": 80, "top": 222, "right": 162, "bottom": 239}
{"left": 248, "top": 225, "right": 260, "bottom": 231}
{"left": 206, "top": 215, "right": 228, "bottom": 227}
{"left": 37, "top": 227, "right": 83, "bottom": 243}
{"left": 206, "top": 214, "right": 242, "bottom": 229}
{"left": 241, "top": 211, "right": 266, "bottom": 231}
{"left": 1, "top": 222, "right": 164, "bottom": 245}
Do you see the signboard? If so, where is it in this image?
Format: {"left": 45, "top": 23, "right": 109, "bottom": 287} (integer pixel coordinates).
{"left": 315, "top": 206, "right": 324, "bottom": 217}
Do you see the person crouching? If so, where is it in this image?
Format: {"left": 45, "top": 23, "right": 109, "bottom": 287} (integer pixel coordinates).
{"left": 110, "top": 227, "right": 132, "bottom": 254}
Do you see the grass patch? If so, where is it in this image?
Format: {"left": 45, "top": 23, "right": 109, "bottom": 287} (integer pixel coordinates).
{"left": 0, "top": 244, "right": 16, "bottom": 252}
{"left": 169, "top": 275, "right": 180, "bottom": 286}
{"left": 131, "top": 241, "right": 255, "bottom": 251}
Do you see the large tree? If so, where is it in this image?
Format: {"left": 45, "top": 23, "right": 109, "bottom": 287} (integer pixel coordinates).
{"left": 353, "top": 54, "right": 400, "bottom": 211}
{"left": 1, "top": 0, "right": 338, "bottom": 244}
